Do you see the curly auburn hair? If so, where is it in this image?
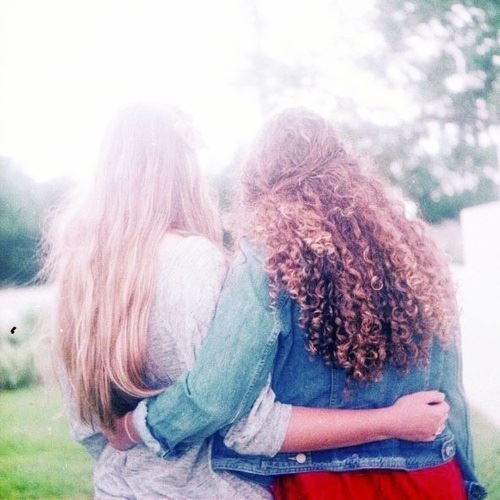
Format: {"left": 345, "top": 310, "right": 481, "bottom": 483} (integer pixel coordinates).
{"left": 240, "top": 108, "right": 458, "bottom": 383}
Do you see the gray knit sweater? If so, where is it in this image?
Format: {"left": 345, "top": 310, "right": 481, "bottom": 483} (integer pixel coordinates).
{"left": 61, "top": 234, "right": 291, "bottom": 499}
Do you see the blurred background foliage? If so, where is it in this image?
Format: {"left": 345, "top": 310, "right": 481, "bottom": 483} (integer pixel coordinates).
{"left": 371, "top": 0, "right": 499, "bottom": 221}
{"left": 241, "top": 0, "right": 499, "bottom": 222}
{"left": 0, "top": 309, "right": 40, "bottom": 390}
{"left": 0, "top": 157, "right": 70, "bottom": 286}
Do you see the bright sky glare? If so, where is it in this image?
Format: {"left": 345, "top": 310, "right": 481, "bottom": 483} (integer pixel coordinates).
{"left": 0, "top": 0, "right": 414, "bottom": 182}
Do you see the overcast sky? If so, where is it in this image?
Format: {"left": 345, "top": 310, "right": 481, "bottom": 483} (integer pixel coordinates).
{"left": 0, "top": 0, "right": 416, "bottom": 182}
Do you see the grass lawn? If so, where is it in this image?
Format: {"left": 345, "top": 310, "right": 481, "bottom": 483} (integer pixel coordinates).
{"left": 471, "top": 408, "right": 500, "bottom": 499}
{"left": 0, "top": 386, "right": 93, "bottom": 499}
{"left": 1, "top": 386, "right": 499, "bottom": 499}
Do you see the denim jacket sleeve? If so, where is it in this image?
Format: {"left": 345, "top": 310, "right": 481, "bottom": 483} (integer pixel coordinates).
{"left": 135, "top": 242, "right": 283, "bottom": 457}
{"left": 440, "top": 336, "right": 485, "bottom": 498}
{"left": 441, "top": 337, "right": 473, "bottom": 465}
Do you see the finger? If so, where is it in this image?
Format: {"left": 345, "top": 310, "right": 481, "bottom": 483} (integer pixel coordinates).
{"left": 435, "top": 424, "right": 446, "bottom": 436}
{"left": 434, "top": 402, "right": 450, "bottom": 418}
{"left": 422, "top": 433, "right": 436, "bottom": 442}
{"left": 422, "top": 390, "right": 445, "bottom": 404}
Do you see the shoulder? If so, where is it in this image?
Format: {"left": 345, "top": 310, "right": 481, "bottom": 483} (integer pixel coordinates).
{"left": 156, "top": 234, "right": 227, "bottom": 294}
{"left": 234, "top": 238, "right": 266, "bottom": 267}
{"left": 159, "top": 234, "right": 226, "bottom": 270}
{"left": 233, "top": 238, "right": 291, "bottom": 313}
{"left": 223, "top": 238, "right": 272, "bottom": 308}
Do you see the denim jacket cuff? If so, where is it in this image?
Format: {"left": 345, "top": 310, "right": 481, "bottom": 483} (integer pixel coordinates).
{"left": 132, "top": 399, "right": 168, "bottom": 457}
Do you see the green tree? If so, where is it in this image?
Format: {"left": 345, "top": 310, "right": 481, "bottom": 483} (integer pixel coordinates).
{"left": 369, "top": 0, "right": 499, "bottom": 221}
{"left": 0, "top": 158, "right": 70, "bottom": 286}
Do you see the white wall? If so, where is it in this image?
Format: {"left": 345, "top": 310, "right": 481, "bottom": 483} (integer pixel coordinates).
{"left": 458, "top": 201, "right": 500, "bottom": 427}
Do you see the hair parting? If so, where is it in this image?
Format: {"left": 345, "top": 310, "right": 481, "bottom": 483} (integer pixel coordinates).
{"left": 41, "top": 104, "right": 222, "bottom": 429}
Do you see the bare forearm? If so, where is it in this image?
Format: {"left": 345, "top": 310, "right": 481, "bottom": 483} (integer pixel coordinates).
{"left": 281, "top": 406, "right": 391, "bottom": 452}
{"left": 280, "top": 391, "right": 449, "bottom": 453}
{"left": 107, "top": 391, "right": 448, "bottom": 454}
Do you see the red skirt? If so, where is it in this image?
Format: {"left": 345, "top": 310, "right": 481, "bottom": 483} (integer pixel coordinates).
{"left": 272, "top": 458, "right": 466, "bottom": 500}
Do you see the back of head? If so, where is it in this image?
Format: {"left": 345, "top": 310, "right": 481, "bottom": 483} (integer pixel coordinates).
{"left": 43, "top": 103, "right": 221, "bottom": 429}
{"left": 241, "top": 107, "right": 349, "bottom": 207}
{"left": 96, "top": 103, "right": 218, "bottom": 240}
{"left": 240, "top": 107, "right": 457, "bottom": 383}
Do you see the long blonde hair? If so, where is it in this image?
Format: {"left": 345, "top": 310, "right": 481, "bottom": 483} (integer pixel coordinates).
{"left": 42, "top": 104, "right": 222, "bottom": 429}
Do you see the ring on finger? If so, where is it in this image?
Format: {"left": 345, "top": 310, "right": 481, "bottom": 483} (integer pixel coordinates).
{"left": 435, "top": 425, "right": 446, "bottom": 436}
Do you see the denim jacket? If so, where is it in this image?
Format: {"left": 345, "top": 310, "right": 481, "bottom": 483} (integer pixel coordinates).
{"left": 139, "top": 241, "right": 486, "bottom": 500}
